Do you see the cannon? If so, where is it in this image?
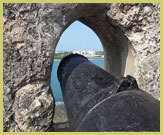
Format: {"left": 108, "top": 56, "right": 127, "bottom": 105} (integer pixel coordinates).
{"left": 57, "top": 54, "right": 160, "bottom": 132}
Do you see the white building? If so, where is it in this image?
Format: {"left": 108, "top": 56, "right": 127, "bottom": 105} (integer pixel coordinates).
{"left": 72, "top": 50, "right": 96, "bottom": 57}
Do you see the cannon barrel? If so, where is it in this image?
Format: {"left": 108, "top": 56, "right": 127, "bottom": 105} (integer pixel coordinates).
{"left": 57, "top": 54, "right": 160, "bottom": 132}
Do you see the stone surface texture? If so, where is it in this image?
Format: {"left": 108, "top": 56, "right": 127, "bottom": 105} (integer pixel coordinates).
{"left": 3, "top": 3, "right": 160, "bottom": 132}
{"left": 107, "top": 3, "right": 160, "bottom": 100}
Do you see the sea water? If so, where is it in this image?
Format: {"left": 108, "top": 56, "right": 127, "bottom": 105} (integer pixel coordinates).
{"left": 50, "top": 58, "right": 104, "bottom": 106}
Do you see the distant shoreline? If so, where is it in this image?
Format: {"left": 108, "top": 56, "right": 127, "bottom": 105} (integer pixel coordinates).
{"left": 54, "top": 59, "right": 61, "bottom": 61}
{"left": 54, "top": 57, "right": 104, "bottom": 61}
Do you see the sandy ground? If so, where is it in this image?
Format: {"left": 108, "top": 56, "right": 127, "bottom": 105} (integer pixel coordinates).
{"left": 53, "top": 105, "right": 68, "bottom": 123}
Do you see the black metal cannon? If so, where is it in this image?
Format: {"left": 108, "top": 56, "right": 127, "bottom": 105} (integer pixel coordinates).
{"left": 57, "top": 54, "right": 160, "bottom": 132}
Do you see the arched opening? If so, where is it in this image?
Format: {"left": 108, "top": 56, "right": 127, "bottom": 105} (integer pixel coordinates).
{"left": 37, "top": 3, "right": 136, "bottom": 130}
{"left": 51, "top": 14, "right": 136, "bottom": 126}
{"left": 79, "top": 16, "right": 135, "bottom": 77}
{"left": 51, "top": 21, "right": 104, "bottom": 124}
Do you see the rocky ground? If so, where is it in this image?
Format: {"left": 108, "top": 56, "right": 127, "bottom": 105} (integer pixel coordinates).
{"left": 52, "top": 106, "right": 70, "bottom": 132}
{"left": 53, "top": 105, "right": 68, "bottom": 123}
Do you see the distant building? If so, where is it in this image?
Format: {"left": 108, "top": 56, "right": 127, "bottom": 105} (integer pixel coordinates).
{"left": 55, "top": 50, "right": 104, "bottom": 58}
{"left": 55, "top": 51, "right": 63, "bottom": 54}
{"left": 72, "top": 50, "right": 95, "bottom": 57}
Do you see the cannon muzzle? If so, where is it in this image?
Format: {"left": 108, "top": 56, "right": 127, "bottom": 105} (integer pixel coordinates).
{"left": 57, "top": 54, "right": 160, "bottom": 132}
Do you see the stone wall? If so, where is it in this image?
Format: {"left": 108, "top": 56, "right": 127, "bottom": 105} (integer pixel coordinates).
{"left": 107, "top": 3, "right": 160, "bottom": 100}
{"left": 3, "top": 3, "right": 160, "bottom": 132}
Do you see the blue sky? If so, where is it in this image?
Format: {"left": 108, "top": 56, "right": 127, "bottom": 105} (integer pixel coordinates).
{"left": 56, "top": 21, "right": 103, "bottom": 51}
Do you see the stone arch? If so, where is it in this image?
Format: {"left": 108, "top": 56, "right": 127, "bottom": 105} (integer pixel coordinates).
{"left": 3, "top": 3, "right": 160, "bottom": 132}
{"left": 78, "top": 16, "right": 134, "bottom": 76}
{"left": 50, "top": 4, "right": 135, "bottom": 77}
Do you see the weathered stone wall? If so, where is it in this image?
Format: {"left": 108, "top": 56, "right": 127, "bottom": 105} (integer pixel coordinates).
{"left": 107, "top": 3, "right": 160, "bottom": 99}
{"left": 3, "top": 3, "right": 160, "bottom": 132}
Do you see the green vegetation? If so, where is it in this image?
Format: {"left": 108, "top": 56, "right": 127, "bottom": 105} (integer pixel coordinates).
{"left": 54, "top": 51, "right": 72, "bottom": 59}
{"left": 96, "top": 51, "right": 104, "bottom": 56}
{"left": 54, "top": 56, "right": 64, "bottom": 59}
